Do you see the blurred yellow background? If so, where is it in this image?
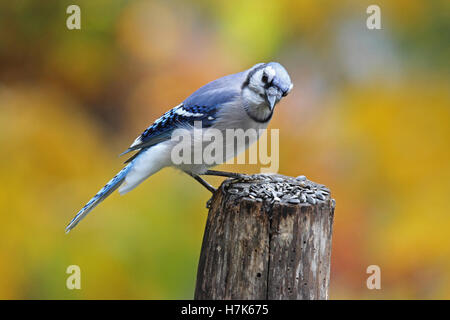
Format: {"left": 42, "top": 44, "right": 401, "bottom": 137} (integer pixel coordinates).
{"left": 0, "top": 0, "right": 449, "bottom": 299}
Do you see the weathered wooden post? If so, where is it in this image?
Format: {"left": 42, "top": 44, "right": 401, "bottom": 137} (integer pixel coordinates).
{"left": 194, "top": 174, "right": 335, "bottom": 300}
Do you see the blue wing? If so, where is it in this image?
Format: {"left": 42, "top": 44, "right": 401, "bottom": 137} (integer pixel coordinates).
{"left": 120, "top": 70, "right": 247, "bottom": 161}
{"left": 120, "top": 84, "right": 243, "bottom": 163}
{"left": 120, "top": 104, "right": 217, "bottom": 161}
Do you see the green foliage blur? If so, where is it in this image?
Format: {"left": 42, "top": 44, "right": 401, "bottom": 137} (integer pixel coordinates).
{"left": 0, "top": 0, "right": 449, "bottom": 299}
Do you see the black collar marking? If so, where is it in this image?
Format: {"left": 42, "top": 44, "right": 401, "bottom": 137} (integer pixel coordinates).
{"left": 242, "top": 64, "right": 274, "bottom": 123}
{"left": 246, "top": 107, "right": 274, "bottom": 124}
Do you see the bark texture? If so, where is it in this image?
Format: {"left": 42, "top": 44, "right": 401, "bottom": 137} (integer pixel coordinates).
{"left": 194, "top": 174, "right": 335, "bottom": 300}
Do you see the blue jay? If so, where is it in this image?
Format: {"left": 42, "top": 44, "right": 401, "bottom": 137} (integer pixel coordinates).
{"left": 66, "top": 62, "right": 293, "bottom": 232}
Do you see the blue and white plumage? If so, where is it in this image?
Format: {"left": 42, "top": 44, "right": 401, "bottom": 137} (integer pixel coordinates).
{"left": 66, "top": 62, "right": 293, "bottom": 233}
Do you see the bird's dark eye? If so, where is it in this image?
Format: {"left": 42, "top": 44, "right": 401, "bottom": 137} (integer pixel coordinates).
{"left": 261, "top": 74, "right": 268, "bottom": 83}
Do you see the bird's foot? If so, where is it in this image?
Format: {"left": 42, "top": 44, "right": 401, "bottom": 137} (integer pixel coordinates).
{"left": 202, "top": 170, "right": 249, "bottom": 180}
{"left": 184, "top": 171, "right": 216, "bottom": 193}
{"left": 206, "top": 197, "right": 213, "bottom": 209}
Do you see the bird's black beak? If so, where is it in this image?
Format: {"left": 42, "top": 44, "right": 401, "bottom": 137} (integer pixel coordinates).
{"left": 267, "top": 94, "right": 277, "bottom": 110}
{"left": 266, "top": 86, "right": 282, "bottom": 111}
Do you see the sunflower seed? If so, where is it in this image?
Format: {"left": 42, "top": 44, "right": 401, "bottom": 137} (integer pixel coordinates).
{"left": 300, "top": 194, "right": 307, "bottom": 203}
{"left": 298, "top": 181, "right": 307, "bottom": 187}
{"left": 306, "top": 195, "right": 316, "bottom": 205}
{"left": 316, "top": 192, "right": 326, "bottom": 200}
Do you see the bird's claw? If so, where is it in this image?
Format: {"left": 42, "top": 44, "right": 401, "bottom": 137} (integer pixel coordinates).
{"left": 206, "top": 198, "right": 213, "bottom": 209}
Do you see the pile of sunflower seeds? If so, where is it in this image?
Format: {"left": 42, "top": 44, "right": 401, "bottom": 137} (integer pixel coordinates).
{"left": 223, "top": 174, "right": 334, "bottom": 207}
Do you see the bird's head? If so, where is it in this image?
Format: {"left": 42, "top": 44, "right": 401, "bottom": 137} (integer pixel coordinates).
{"left": 243, "top": 62, "right": 293, "bottom": 113}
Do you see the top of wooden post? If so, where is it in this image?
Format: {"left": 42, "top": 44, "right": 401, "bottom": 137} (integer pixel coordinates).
{"left": 211, "top": 173, "right": 335, "bottom": 209}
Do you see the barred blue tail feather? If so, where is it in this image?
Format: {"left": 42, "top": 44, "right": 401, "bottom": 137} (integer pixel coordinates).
{"left": 65, "top": 164, "right": 133, "bottom": 233}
